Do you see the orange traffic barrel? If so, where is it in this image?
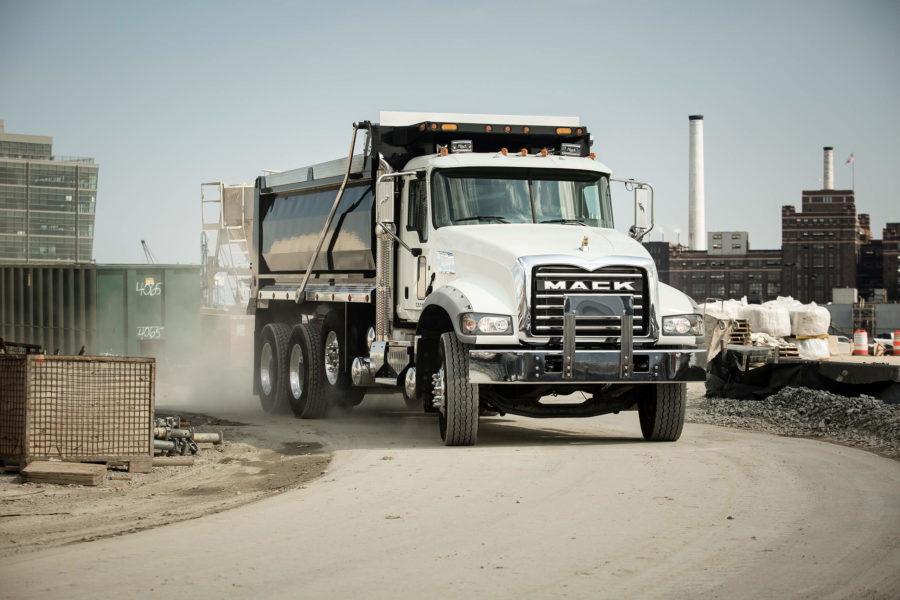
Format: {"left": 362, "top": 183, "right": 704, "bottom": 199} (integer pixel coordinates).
{"left": 853, "top": 329, "right": 868, "bottom": 355}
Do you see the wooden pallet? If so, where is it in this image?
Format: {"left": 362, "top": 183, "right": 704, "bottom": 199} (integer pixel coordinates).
{"left": 775, "top": 345, "right": 800, "bottom": 359}
{"left": 21, "top": 461, "right": 107, "bottom": 486}
{"left": 728, "top": 319, "right": 752, "bottom": 346}
{"left": 2, "top": 455, "right": 151, "bottom": 473}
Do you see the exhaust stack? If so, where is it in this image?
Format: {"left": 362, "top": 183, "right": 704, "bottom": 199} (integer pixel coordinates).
{"left": 823, "top": 146, "right": 834, "bottom": 190}
{"left": 688, "top": 115, "right": 706, "bottom": 251}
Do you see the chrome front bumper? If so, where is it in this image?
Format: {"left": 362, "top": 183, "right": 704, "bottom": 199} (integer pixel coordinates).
{"left": 468, "top": 348, "right": 707, "bottom": 384}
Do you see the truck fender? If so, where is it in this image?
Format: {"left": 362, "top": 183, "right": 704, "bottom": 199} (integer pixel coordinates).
{"left": 418, "top": 285, "right": 476, "bottom": 343}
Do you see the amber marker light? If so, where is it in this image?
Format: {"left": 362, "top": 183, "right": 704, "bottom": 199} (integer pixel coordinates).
{"left": 501, "top": 148, "right": 508, "bottom": 155}
{"left": 577, "top": 128, "right": 583, "bottom": 135}
{"left": 523, "top": 126, "right": 531, "bottom": 133}
{"left": 589, "top": 152, "right": 596, "bottom": 160}
{"left": 556, "top": 127, "right": 572, "bottom": 135}
{"left": 504, "top": 125, "right": 511, "bottom": 132}
{"left": 540, "top": 148, "right": 548, "bottom": 157}
{"left": 485, "top": 125, "right": 493, "bottom": 132}
{"left": 441, "top": 123, "right": 458, "bottom": 131}
{"left": 441, "top": 147, "right": 449, "bottom": 155}
{"left": 419, "top": 124, "right": 426, "bottom": 131}
{"left": 430, "top": 123, "right": 438, "bottom": 130}
{"left": 520, "top": 148, "right": 527, "bottom": 156}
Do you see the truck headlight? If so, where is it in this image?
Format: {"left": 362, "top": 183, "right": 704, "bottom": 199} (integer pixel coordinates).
{"left": 662, "top": 314, "right": 703, "bottom": 336}
{"left": 460, "top": 313, "right": 511, "bottom": 335}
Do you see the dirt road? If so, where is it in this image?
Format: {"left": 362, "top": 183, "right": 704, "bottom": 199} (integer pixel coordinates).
{"left": 2, "top": 391, "right": 899, "bottom": 599}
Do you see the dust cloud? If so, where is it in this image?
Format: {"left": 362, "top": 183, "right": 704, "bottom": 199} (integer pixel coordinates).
{"left": 153, "top": 313, "right": 261, "bottom": 417}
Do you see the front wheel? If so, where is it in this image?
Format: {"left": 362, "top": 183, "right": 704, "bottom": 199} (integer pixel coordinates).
{"left": 638, "top": 383, "right": 686, "bottom": 441}
{"left": 435, "top": 332, "right": 479, "bottom": 446}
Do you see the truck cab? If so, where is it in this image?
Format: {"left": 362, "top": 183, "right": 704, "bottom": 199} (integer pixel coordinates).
{"left": 251, "top": 112, "right": 706, "bottom": 446}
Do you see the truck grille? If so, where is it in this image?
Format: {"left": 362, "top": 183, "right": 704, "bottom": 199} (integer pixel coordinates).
{"left": 531, "top": 265, "right": 648, "bottom": 338}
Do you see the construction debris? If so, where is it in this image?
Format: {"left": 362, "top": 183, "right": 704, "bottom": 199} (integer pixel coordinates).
{"left": 691, "top": 386, "right": 900, "bottom": 459}
{"left": 153, "top": 416, "right": 224, "bottom": 457}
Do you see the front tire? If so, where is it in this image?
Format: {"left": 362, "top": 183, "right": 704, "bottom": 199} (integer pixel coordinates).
{"left": 286, "top": 323, "right": 328, "bottom": 418}
{"left": 638, "top": 383, "right": 686, "bottom": 441}
{"left": 435, "top": 332, "right": 479, "bottom": 446}
{"left": 257, "top": 323, "right": 291, "bottom": 413}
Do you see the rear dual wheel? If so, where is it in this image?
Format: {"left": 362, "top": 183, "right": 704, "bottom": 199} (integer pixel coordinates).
{"left": 322, "top": 312, "right": 366, "bottom": 409}
{"left": 257, "top": 323, "right": 291, "bottom": 413}
{"left": 258, "top": 317, "right": 363, "bottom": 418}
{"left": 285, "top": 322, "right": 328, "bottom": 418}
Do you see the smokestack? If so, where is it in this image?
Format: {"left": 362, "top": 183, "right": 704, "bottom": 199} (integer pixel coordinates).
{"left": 688, "top": 115, "right": 706, "bottom": 251}
{"left": 823, "top": 146, "right": 834, "bottom": 190}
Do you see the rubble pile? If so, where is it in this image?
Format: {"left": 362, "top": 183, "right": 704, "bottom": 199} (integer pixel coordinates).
{"left": 689, "top": 387, "right": 900, "bottom": 459}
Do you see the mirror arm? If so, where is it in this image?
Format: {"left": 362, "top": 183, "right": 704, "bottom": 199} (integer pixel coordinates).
{"left": 376, "top": 222, "right": 420, "bottom": 256}
{"left": 611, "top": 178, "right": 654, "bottom": 242}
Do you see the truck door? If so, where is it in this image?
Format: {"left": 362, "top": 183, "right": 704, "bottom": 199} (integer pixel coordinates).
{"left": 396, "top": 175, "right": 428, "bottom": 321}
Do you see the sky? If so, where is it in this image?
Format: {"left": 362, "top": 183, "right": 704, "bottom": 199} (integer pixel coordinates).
{"left": 1, "top": 0, "right": 898, "bottom": 264}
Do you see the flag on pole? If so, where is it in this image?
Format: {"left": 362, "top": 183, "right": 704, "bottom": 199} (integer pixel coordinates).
{"left": 845, "top": 153, "right": 854, "bottom": 164}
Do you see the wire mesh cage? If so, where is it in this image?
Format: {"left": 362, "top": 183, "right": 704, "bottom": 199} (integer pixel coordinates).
{"left": 0, "top": 355, "right": 155, "bottom": 467}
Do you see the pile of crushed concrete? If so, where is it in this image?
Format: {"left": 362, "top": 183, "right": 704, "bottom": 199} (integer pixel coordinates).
{"left": 689, "top": 387, "right": 900, "bottom": 459}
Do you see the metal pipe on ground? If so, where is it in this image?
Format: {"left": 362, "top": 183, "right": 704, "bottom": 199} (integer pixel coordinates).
{"left": 193, "top": 431, "right": 223, "bottom": 444}
{"left": 154, "top": 440, "right": 175, "bottom": 451}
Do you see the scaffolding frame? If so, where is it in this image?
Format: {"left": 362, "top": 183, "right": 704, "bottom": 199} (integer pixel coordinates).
{"left": 200, "top": 182, "right": 254, "bottom": 312}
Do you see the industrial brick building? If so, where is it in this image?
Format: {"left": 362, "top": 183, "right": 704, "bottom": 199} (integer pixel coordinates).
{"left": 646, "top": 235, "right": 782, "bottom": 304}
{"left": 0, "top": 120, "right": 98, "bottom": 262}
{"left": 647, "top": 146, "right": 898, "bottom": 305}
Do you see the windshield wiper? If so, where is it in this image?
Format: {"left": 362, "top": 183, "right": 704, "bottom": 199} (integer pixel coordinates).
{"left": 539, "top": 218, "right": 587, "bottom": 226}
{"left": 455, "top": 215, "right": 510, "bottom": 224}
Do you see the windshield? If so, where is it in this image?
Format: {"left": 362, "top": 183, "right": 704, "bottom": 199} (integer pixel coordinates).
{"left": 432, "top": 168, "right": 613, "bottom": 228}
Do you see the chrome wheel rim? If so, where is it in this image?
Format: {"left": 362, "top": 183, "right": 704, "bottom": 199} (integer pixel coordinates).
{"left": 432, "top": 366, "right": 446, "bottom": 414}
{"left": 289, "top": 343, "right": 304, "bottom": 399}
{"left": 260, "top": 342, "right": 274, "bottom": 396}
{"left": 324, "top": 330, "right": 340, "bottom": 385}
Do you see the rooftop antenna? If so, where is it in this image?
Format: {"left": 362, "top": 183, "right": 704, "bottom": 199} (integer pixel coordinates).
{"left": 141, "top": 239, "right": 158, "bottom": 264}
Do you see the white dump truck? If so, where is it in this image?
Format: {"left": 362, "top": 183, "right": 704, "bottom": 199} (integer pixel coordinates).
{"left": 251, "top": 112, "right": 706, "bottom": 445}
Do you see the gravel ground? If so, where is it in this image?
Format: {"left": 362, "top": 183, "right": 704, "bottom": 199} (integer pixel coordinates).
{"left": 688, "top": 385, "right": 900, "bottom": 460}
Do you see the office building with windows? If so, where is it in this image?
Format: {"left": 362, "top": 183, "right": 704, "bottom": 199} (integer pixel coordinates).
{"left": 0, "top": 119, "right": 98, "bottom": 262}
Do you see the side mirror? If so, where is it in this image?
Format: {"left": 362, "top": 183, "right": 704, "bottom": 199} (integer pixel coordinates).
{"left": 376, "top": 177, "right": 395, "bottom": 223}
{"left": 612, "top": 178, "right": 654, "bottom": 242}
{"left": 634, "top": 187, "right": 649, "bottom": 232}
